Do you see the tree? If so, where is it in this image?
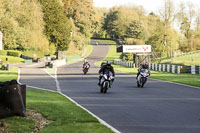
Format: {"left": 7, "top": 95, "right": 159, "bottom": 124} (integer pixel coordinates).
{"left": 125, "top": 20, "right": 144, "bottom": 39}
{"left": 146, "top": 14, "right": 165, "bottom": 57}
{"left": 62, "top": 0, "right": 97, "bottom": 49}
{"left": 103, "top": 7, "right": 119, "bottom": 38}
{"left": 39, "top": 0, "right": 71, "bottom": 51}
{"left": 159, "top": 0, "right": 176, "bottom": 57}
{"left": 177, "top": 2, "right": 195, "bottom": 52}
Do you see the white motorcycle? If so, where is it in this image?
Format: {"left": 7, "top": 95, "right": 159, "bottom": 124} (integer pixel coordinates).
{"left": 100, "top": 72, "right": 114, "bottom": 93}
{"left": 137, "top": 69, "right": 150, "bottom": 88}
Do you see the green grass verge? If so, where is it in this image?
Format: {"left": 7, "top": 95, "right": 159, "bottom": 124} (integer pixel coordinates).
{"left": 27, "top": 89, "right": 113, "bottom": 133}
{"left": 94, "top": 39, "right": 200, "bottom": 88}
{"left": 0, "top": 55, "right": 24, "bottom": 63}
{"left": 0, "top": 67, "right": 18, "bottom": 81}
{"left": 159, "top": 52, "right": 200, "bottom": 65}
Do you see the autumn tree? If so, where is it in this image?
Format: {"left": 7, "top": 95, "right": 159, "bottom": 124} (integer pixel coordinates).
{"left": 62, "top": 0, "right": 97, "bottom": 49}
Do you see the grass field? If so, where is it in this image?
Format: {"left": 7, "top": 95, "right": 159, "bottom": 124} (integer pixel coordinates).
{"left": 94, "top": 39, "right": 200, "bottom": 88}
{"left": 159, "top": 52, "right": 200, "bottom": 65}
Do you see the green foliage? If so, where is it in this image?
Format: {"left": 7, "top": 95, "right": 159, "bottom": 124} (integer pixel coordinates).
{"left": 0, "top": 0, "right": 50, "bottom": 52}
{"left": 125, "top": 20, "right": 144, "bottom": 39}
{"left": 39, "top": 0, "right": 72, "bottom": 51}
{"left": 103, "top": 8, "right": 119, "bottom": 38}
{"left": 7, "top": 50, "right": 22, "bottom": 57}
{"left": 103, "top": 6, "right": 146, "bottom": 39}
{"left": 63, "top": 0, "right": 97, "bottom": 50}
{"left": 0, "top": 50, "right": 7, "bottom": 55}
{"left": 0, "top": 65, "right": 7, "bottom": 70}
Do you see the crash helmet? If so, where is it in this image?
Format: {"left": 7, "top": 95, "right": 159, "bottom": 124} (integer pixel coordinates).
{"left": 107, "top": 61, "right": 111, "bottom": 66}
{"left": 144, "top": 62, "right": 149, "bottom": 69}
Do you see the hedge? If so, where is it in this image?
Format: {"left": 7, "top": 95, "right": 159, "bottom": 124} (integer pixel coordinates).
{"left": 7, "top": 50, "right": 22, "bottom": 57}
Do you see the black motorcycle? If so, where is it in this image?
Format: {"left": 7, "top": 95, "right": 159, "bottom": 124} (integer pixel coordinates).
{"left": 100, "top": 72, "right": 114, "bottom": 93}
{"left": 137, "top": 69, "right": 150, "bottom": 88}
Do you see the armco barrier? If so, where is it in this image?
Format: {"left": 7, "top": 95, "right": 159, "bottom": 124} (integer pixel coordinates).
{"left": 114, "top": 59, "right": 200, "bottom": 74}
{"left": 114, "top": 59, "right": 135, "bottom": 68}
{"left": 191, "top": 65, "right": 200, "bottom": 74}
{"left": 149, "top": 63, "right": 181, "bottom": 74}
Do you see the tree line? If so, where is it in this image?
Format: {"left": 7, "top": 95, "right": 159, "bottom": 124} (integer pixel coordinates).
{"left": 1, "top": 0, "right": 200, "bottom": 58}
{"left": 0, "top": 0, "right": 97, "bottom": 54}
{"left": 94, "top": 0, "right": 200, "bottom": 58}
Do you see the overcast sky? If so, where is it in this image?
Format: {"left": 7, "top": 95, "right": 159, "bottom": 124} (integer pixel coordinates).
{"left": 93, "top": 0, "right": 200, "bottom": 14}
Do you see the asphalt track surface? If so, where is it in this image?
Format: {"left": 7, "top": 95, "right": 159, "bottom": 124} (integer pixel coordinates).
{"left": 19, "top": 41, "right": 200, "bottom": 133}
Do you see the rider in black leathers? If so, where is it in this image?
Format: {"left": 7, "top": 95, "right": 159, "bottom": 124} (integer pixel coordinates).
{"left": 98, "top": 61, "right": 115, "bottom": 86}
{"left": 136, "top": 62, "right": 150, "bottom": 79}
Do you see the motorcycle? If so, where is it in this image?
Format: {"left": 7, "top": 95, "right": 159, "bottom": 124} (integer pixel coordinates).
{"left": 100, "top": 72, "right": 114, "bottom": 93}
{"left": 82, "top": 64, "right": 90, "bottom": 75}
{"left": 137, "top": 69, "right": 150, "bottom": 88}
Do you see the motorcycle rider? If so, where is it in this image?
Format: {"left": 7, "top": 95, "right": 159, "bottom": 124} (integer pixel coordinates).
{"left": 100, "top": 61, "right": 107, "bottom": 68}
{"left": 136, "top": 62, "right": 150, "bottom": 80}
{"left": 83, "top": 58, "right": 90, "bottom": 69}
{"left": 98, "top": 61, "right": 115, "bottom": 86}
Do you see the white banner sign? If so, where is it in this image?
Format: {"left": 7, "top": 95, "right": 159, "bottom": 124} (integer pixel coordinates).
{"left": 123, "top": 45, "right": 151, "bottom": 53}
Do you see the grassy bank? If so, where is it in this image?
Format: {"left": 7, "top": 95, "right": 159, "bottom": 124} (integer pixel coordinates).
{"left": 159, "top": 51, "right": 200, "bottom": 65}
{"left": 94, "top": 39, "right": 200, "bottom": 88}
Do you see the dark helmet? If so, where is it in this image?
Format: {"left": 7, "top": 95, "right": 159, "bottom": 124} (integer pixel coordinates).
{"left": 107, "top": 61, "right": 111, "bottom": 66}
{"left": 144, "top": 62, "right": 149, "bottom": 69}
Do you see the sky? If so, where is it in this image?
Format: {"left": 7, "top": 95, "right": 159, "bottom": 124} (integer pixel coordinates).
{"left": 93, "top": 0, "right": 200, "bottom": 14}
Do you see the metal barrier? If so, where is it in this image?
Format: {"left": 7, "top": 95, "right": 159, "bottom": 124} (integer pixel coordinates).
{"left": 114, "top": 59, "right": 135, "bottom": 68}
{"left": 149, "top": 63, "right": 181, "bottom": 74}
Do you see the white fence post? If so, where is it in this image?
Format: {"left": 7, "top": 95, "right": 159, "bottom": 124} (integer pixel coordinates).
{"left": 167, "top": 64, "right": 170, "bottom": 72}
{"left": 155, "top": 64, "right": 157, "bottom": 71}
{"left": 159, "top": 64, "right": 161, "bottom": 71}
{"left": 172, "top": 65, "right": 175, "bottom": 73}
{"left": 163, "top": 64, "right": 165, "bottom": 72}
{"left": 191, "top": 65, "right": 195, "bottom": 74}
